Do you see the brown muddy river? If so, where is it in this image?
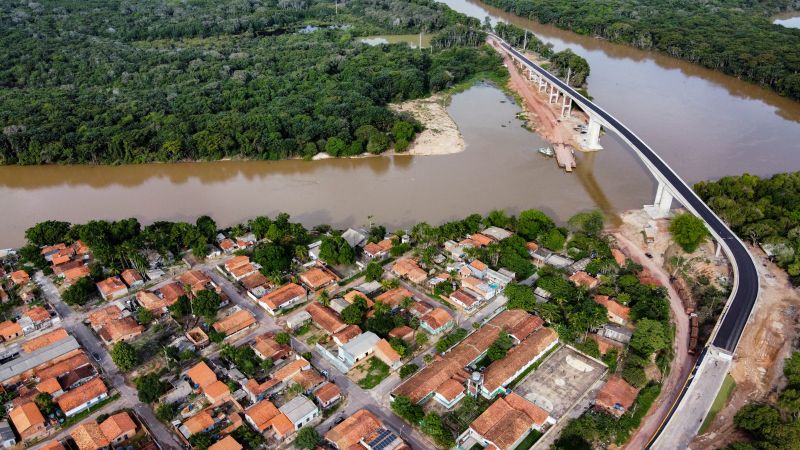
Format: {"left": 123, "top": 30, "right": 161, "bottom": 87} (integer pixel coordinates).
{"left": 1, "top": 0, "right": 799, "bottom": 247}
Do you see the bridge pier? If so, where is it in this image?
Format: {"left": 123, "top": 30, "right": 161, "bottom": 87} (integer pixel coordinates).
{"left": 548, "top": 84, "right": 560, "bottom": 104}
{"left": 645, "top": 182, "right": 674, "bottom": 218}
{"left": 561, "top": 96, "right": 572, "bottom": 119}
{"left": 584, "top": 115, "right": 603, "bottom": 150}
{"left": 538, "top": 78, "right": 547, "bottom": 92}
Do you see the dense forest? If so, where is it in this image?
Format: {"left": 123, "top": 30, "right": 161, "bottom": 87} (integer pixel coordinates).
{"left": 0, "top": 0, "right": 503, "bottom": 164}
{"left": 479, "top": 0, "right": 800, "bottom": 100}
{"left": 695, "top": 172, "right": 800, "bottom": 285}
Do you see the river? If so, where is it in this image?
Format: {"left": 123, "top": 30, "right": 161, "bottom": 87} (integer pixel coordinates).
{"left": 1, "top": 0, "right": 799, "bottom": 247}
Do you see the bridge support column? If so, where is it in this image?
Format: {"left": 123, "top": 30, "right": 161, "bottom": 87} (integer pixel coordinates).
{"left": 538, "top": 78, "right": 547, "bottom": 92}
{"left": 561, "top": 96, "right": 572, "bottom": 119}
{"left": 645, "top": 182, "right": 674, "bottom": 218}
{"left": 549, "top": 85, "right": 560, "bottom": 104}
{"left": 584, "top": 115, "right": 603, "bottom": 150}
{"left": 715, "top": 241, "right": 722, "bottom": 258}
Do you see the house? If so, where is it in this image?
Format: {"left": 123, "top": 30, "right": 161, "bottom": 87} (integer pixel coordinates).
{"left": 481, "top": 226, "right": 513, "bottom": 241}
{"left": 306, "top": 302, "right": 347, "bottom": 335}
{"left": 447, "top": 289, "right": 480, "bottom": 312}
{"left": 342, "top": 228, "right": 368, "bottom": 248}
{"left": 25, "top": 328, "right": 72, "bottom": 353}
{"left": 485, "top": 268, "right": 514, "bottom": 288}
{"left": 99, "top": 412, "right": 137, "bottom": 444}
{"left": 457, "top": 393, "right": 553, "bottom": 450}
{"left": 599, "top": 324, "right": 633, "bottom": 344}
{"left": 461, "top": 276, "right": 496, "bottom": 301}
{"left": 593, "top": 295, "right": 631, "bottom": 326}
{"left": 179, "top": 270, "right": 215, "bottom": 295}
{"left": 338, "top": 331, "right": 380, "bottom": 368}
{"left": 56, "top": 377, "right": 108, "bottom": 417}
{"left": 158, "top": 282, "right": 186, "bottom": 304}
{"left": 391, "top": 259, "right": 427, "bottom": 284}
{"left": 135, "top": 291, "right": 173, "bottom": 315}
{"left": 0, "top": 420, "right": 16, "bottom": 449}
{"left": 186, "top": 361, "right": 217, "bottom": 389}
{"left": 333, "top": 325, "right": 362, "bottom": 346}
{"left": 244, "top": 378, "right": 280, "bottom": 403}
{"left": 10, "top": 271, "right": 29, "bottom": 286}
{"left": 285, "top": 310, "right": 312, "bottom": 330}
{"left": 463, "top": 260, "right": 488, "bottom": 279}
{"left": 41, "top": 244, "right": 67, "bottom": 260}
{"left": 98, "top": 317, "right": 144, "bottom": 345}
{"left": 9, "top": 402, "right": 45, "bottom": 441}
{"left": 363, "top": 239, "right": 393, "bottom": 259}
{"left": 70, "top": 421, "right": 109, "bottom": 450}
{"left": 420, "top": 308, "right": 454, "bottom": 335}
{"left": 120, "top": 269, "right": 144, "bottom": 289}
{"left": 209, "top": 436, "right": 242, "bottom": 450}
{"left": 95, "top": 277, "right": 128, "bottom": 301}
{"left": 343, "top": 290, "right": 373, "bottom": 308}
{"left": 569, "top": 271, "right": 600, "bottom": 289}
{"left": 325, "top": 409, "right": 405, "bottom": 450}
{"left": 23, "top": 306, "right": 53, "bottom": 330}
{"left": 219, "top": 238, "right": 237, "bottom": 254}
{"left": 252, "top": 332, "right": 292, "bottom": 362}
{"left": 88, "top": 305, "right": 123, "bottom": 331}
{"left": 179, "top": 410, "right": 215, "bottom": 437}
{"left": 38, "top": 441, "right": 65, "bottom": 450}
{"left": 258, "top": 283, "right": 306, "bottom": 315}
{"left": 408, "top": 301, "right": 432, "bottom": 318}
{"left": 57, "top": 366, "right": 96, "bottom": 391}
{"left": 223, "top": 256, "right": 259, "bottom": 281}
{"left": 240, "top": 272, "right": 270, "bottom": 300}
{"left": 244, "top": 399, "right": 281, "bottom": 432}
{"left": 298, "top": 267, "right": 338, "bottom": 291}
{"left": 388, "top": 326, "right": 414, "bottom": 344}
{"left": 0, "top": 321, "right": 22, "bottom": 342}
{"left": 434, "top": 378, "right": 466, "bottom": 409}
{"left": 203, "top": 380, "right": 232, "bottom": 405}
{"left": 508, "top": 315, "right": 544, "bottom": 344}
{"left": 329, "top": 297, "right": 351, "bottom": 315}
{"left": 213, "top": 308, "right": 256, "bottom": 339}
{"left": 612, "top": 248, "right": 627, "bottom": 266}
{"left": 374, "top": 287, "right": 415, "bottom": 309}
{"left": 277, "top": 395, "right": 319, "bottom": 433}
{"left": 481, "top": 327, "right": 559, "bottom": 398}
{"left": 236, "top": 233, "right": 257, "bottom": 249}
{"left": 63, "top": 266, "right": 91, "bottom": 285}
{"left": 314, "top": 382, "right": 342, "bottom": 409}
{"left": 595, "top": 376, "right": 639, "bottom": 417}
{"left": 373, "top": 339, "right": 402, "bottom": 370}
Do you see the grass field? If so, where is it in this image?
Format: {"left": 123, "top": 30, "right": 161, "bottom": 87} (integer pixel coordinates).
{"left": 699, "top": 374, "right": 736, "bottom": 433}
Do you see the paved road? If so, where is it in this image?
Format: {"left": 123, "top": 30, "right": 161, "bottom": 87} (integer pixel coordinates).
{"left": 33, "top": 272, "right": 181, "bottom": 450}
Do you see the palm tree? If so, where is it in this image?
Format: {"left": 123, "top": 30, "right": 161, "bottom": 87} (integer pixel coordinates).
{"left": 317, "top": 290, "right": 331, "bottom": 307}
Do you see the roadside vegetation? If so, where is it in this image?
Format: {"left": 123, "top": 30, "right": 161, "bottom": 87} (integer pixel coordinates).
{"left": 479, "top": 0, "right": 800, "bottom": 100}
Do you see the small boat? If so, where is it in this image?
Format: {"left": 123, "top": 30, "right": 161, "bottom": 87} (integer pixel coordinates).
{"left": 538, "top": 147, "right": 554, "bottom": 157}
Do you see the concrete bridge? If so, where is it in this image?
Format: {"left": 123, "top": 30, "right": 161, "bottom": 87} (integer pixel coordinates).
{"left": 490, "top": 35, "right": 761, "bottom": 449}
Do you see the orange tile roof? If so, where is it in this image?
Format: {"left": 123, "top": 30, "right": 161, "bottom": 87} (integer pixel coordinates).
{"left": 40, "top": 441, "right": 66, "bottom": 450}
{"left": 24, "top": 306, "right": 50, "bottom": 323}
{"left": 259, "top": 283, "right": 306, "bottom": 310}
{"left": 9, "top": 402, "right": 45, "bottom": 438}
{"left": 41, "top": 243, "right": 67, "bottom": 255}
{"left": 314, "top": 382, "right": 341, "bottom": 404}
{"left": 306, "top": 302, "right": 346, "bottom": 334}
{"left": 483, "top": 327, "right": 558, "bottom": 393}
{"left": 508, "top": 315, "right": 544, "bottom": 342}
{"left": 73, "top": 240, "right": 90, "bottom": 255}
{"left": 333, "top": 325, "right": 362, "bottom": 344}
{"left": 293, "top": 368, "right": 325, "bottom": 391}
{"left": 435, "top": 378, "right": 465, "bottom": 401}
{"left": 470, "top": 393, "right": 550, "bottom": 450}
{"left": 389, "top": 326, "right": 414, "bottom": 340}
{"left": 186, "top": 361, "right": 217, "bottom": 389}
{"left": 225, "top": 256, "right": 251, "bottom": 272}
{"left": 99, "top": 316, "right": 144, "bottom": 342}
{"left": 56, "top": 377, "right": 107, "bottom": 414}
{"left": 593, "top": 295, "right": 631, "bottom": 323}
{"left": 203, "top": 380, "right": 231, "bottom": 403}
{"left": 71, "top": 421, "right": 109, "bottom": 450}
{"left": 526, "top": 242, "right": 539, "bottom": 252}
{"left": 375, "top": 287, "right": 414, "bottom": 309}
{"left": 219, "top": 239, "right": 236, "bottom": 251}
{"left": 36, "top": 377, "right": 62, "bottom": 395}
{"left": 569, "top": 271, "right": 599, "bottom": 288}
{"left": 35, "top": 352, "right": 91, "bottom": 380}
{"left": 88, "top": 305, "right": 122, "bottom": 328}
{"left": 96, "top": 277, "right": 127, "bottom": 298}
{"left": 449, "top": 289, "right": 478, "bottom": 308}
{"left": 11, "top": 270, "right": 30, "bottom": 285}
{"left": 588, "top": 333, "right": 623, "bottom": 355}
{"left": 252, "top": 333, "right": 291, "bottom": 360}
{"left": 324, "top": 409, "right": 383, "bottom": 450}
{"left": 240, "top": 272, "right": 269, "bottom": 290}
{"left": 0, "top": 320, "right": 22, "bottom": 339}
{"left": 343, "top": 290, "right": 373, "bottom": 308}
{"left": 23, "top": 328, "right": 70, "bottom": 353}
{"left": 299, "top": 268, "right": 337, "bottom": 290}
{"left": 470, "top": 260, "right": 488, "bottom": 272}
{"left": 213, "top": 309, "right": 256, "bottom": 336}
{"left": 136, "top": 291, "right": 172, "bottom": 312}
{"left": 158, "top": 282, "right": 185, "bottom": 302}
{"left": 595, "top": 376, "right": 639, "bottom": 417}
{"left": 99, "top": 412, "right": 136, "bottom": 441}
{"left": 611, "top": 248, "right": 626, "bottom": 266}
{"left": 393, "top": 310, "right": 532, "bottom": 403}
{"left": 421, "top": 308, "right": 453, "bottom": 331}
{"left": 63, "top": 265, "right": 91, "bottom": 283}
{"left": 272, "top": 358, "right": 310, "bottom": 382}
{"left": 245, "top": 378, "right": 280, "bottom": 398}
{"left": 244, "top": 400, "right": 280, "bottom": 432}
{"left": 374, "top": 339, "right": 401, "bottom": 365}
{"left": 179, "top": 270, "right": 210, "bottom": 289}
{"left": 470, "top": 233, "right": 494, "bottom": 247}
{"left": 120, "top": 269, "right": 143, "bottom": 286}
{"left": 208, "top": 436, "right": 242, "bottom": 450}
{"left": 271, "top": 413, "right": 294, "bottom": 437}
{"left": 182, "top": 410, "right": 215, "bottom": 435}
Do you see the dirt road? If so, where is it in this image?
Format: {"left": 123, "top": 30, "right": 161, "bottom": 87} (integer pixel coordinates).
{"left": 613, "top": 232, "right": 694, "bottom": 449}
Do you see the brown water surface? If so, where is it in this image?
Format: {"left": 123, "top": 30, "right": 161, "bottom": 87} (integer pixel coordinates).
{"left": 1, "top": 0, "right": 799, "bottom": 247}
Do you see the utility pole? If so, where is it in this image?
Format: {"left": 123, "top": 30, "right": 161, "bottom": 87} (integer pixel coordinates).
{"left": 523, "top": 29, "right": 528, "bottom": 52}
{"left": 566, "top": 67, "right": 572, "bottom": 87}
{"left": 335, "top": 0, "right": 338, "bottom": 14}
{"left": 419, "top": 31, "right": 422, "bottom": 50}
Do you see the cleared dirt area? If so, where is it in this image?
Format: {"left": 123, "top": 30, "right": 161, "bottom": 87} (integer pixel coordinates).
{"left": 691, "top": 248, "right": 800, "bottom": 449}
{"left": 390, "top": 94, "right": 465, "bottom": 156}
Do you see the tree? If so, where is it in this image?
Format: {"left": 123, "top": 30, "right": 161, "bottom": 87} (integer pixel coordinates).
{"left": 421, "top": 412, "right": 454, "bottom": 447}
{"left": 275, "top": 332, "right": 291, "bottom": 345}
{"left": 342, "top": 298, "right": 368, "bottom": 324}
{"left": 111, "top": 341, "right": 138, "bottom": 372}
{"left": 294, "top": 426, "right": 321, "bottom": 450}
{"left": 253, "top": 243, "right": 291, "bottom": 276}
{"left": 169, "top": 295, "right": 191, "bottom": 319}
{"left": 391, "top": 396, "right": 424, "bottom": 424}
{"left": 629, "top": 319, "right": 668, "bottom": 356}
{"left": 25, "top": 221, "right": 71, "bottom": 246}
{"left": 61, "top": 277, "right": 96, "bottom": 306}
{"left": 319, "top": 235, "right": 355, "bottom": 265}
{"left": 317, "top": 290, "right": 331, "bottom": 307}
{"left": 189, "top": 432, "right": 214, "bottom": 450}
{"left": 195, "top": 215, "right": 217, "bottom": 242}
{"left": 505, "top": 283, "right": 536, "bottom": 311}
{"left": 541, "top": 228, "right": 566, "bottom": 251}
{"left": 487, "top": 331, "right": 514, "bottom": 361}
{"left": 517, "top": 209, "right": 554, "bottom": 241}
{"left": 400, "top": 364, "right": 419, "bottom": 379}
{"left": 669, "top": 213, "right": 709, "bottom": 253}
{"left": 568, "top": 211, "right": 604, "bottom": 236}
{"left": 34, "top": 392, "right": 55, "bottom": 415}
{"left": 364, "top": 261, "right": 384, "bottom": 282}
{"left": 136, "top": 372, "right": 165, "bottom": 403}
{"left": 193, "top": 290, "right": 221, "bottom": 322}
{"left": 156, "top": 402, "right": 179, "bottom": 422}
{"left": 137, "top": 307, "right": 154, "bottom": 326}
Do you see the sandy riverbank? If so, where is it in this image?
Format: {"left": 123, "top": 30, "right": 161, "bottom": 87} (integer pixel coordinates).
{"left": 390, "top": 94, "right": 465, "bottom": 156}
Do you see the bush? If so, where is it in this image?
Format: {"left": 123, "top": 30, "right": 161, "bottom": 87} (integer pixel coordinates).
{"left": 669, "top": 213, "right": 709, "bottom": 253}
{"left": 400, "top": 364, "right": 419, "bottom": 379}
